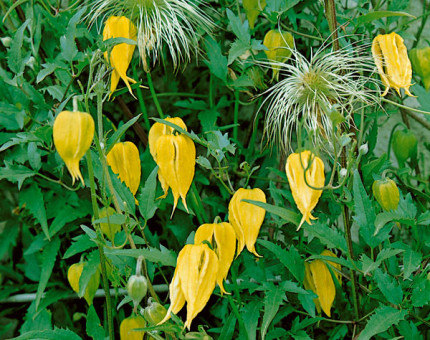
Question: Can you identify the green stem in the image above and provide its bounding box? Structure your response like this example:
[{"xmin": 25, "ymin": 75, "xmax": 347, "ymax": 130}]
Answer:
[
  {"xmin": 412, "ymin": 0, "xmax": 430, "ymax": 48},
  {"xmin": 133, "ymin": 64, "xmax": 150, "ymax": 131},
  {"xmin": 190, "ymin": 183, "xmax": 208, "ymax": 224},
  {"xmin": 382, "ymin": 98, "xmax": 430, "ymax": 116},
  {"xmin": 233, "ymin": 91, "xmax": 239, "ymax": 141},
  {"xmin": 324, "ymin": 0, "xmax": 340, "ymax": 51},
  {"xmin": 86, "ymin": 150, "xmax": 114, "ymax": 340},
  {"xmin": 146, "ymin": 72, "xmax": 164, "ymax": 119},
  {"xmin": 143, "ymin": 92, "xmax": 207, "ymax": 100}
]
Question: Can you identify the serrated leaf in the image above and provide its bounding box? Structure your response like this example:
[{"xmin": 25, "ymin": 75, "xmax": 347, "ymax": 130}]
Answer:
[
  {"xmin": 205, "ymin": 37, "xmax": 228, "ymax": 82},
  {"xmin": 60, "ymin": 7, "xmax": 86, "ymax": 63},
  {"xmin": 86, "ymin": 305, "xmax": 105, "ymax": 340},
  {"xmin": 411, "ymin": 278, "xmax": 430, "ymax": 307},
  {"xmin": 12, "ymin": 328, "xmax": 83, "ymax": 340},
  {"xmin": 228, "ymin": 39, "xmax": 250, "ymax": 65},
  {"xmin": 20, "ymin": 184, "xmax": 49, "ymax": 239},
  {"xmin": 79, "ymin": 250, "xmax": 100, "ymax": 297},
  {"xmin": 403, "ymin": 249, "xmax": 421, "ymax": 279},
  {"xmin": 7, "ymin": 19, "xmax": 30, "ymax": 74},
  {"xmin": 104, "ymin": 246, "xmax": 177, "ymax": 267},
  {"xmin": 50, "ymin": 204, "xmax": 91, "ymax": 237},
  {"xmin": 359, "ymin": 248, "xmax": 404, "ymax": 275},
  {"xmin": 374, "ymin": 269, "xmax": 403, "ymax": 305},
  {"xmin": 35, "ymin": 237, "xmax": 61, "ymax": 310},
  {"xmin": 196, "ymin": 156, "xmax": 212, "ymax": 170},
  {"xmin": 138, "ymin": 166, "xmax": 159, "ymax": 220},
  {"xmin": 356, "ymin": 10, "xmax": 415, "ymax": 25},
  {"xmin": 63, "ymin": 234, "xmax": 96, "ymax": 259},
  {"xmin": 304, "ymin": 222, "xmax": 348, "ymax": 253},
  {"xmin": 242, "ymin": 300, "xmax": 261, "ymax": 340},
  {"xmin": 219, "ymin": 312, "xmax": 236, "ymax": 340},
  {"xmin": 0, "ymin": 162, "xmax": 35, "ymax": 189},
  {"xmin": 37, "ymin": 63, "xmax": 65, "ymax": 83},
  {"xmin": 227, "ymin": 9, "xmax": 250, "ymax": 43},
  {"xmin": 261, "ymin": 283, "xmax": 284, "ymax": 340},
  {"xmin": 258, "ymin": 240, "xmax": 304, "ymax": 282},
  {"xmin": 106, "ymin": 114, "xmax": 141, "ymax": 153},
  {"xmin": 357, "ymin": 306, "xmax": 407, "ymax": 340}
]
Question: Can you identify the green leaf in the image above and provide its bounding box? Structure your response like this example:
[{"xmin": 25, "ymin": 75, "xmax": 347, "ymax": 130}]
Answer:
[
  {"xmin": 79, "ymin": 250, "xmax": 100, "ymax": 297},
  {"xmin": 359, "ymin": 248, "xmax": 404, "ymax": 275},
  {"xmin": 242, "ymin": 199, "xmax": 300, "ymax": 226},
  {"xmin": 138, "ymin": 166, "xmax": 159, "ymax": 220},
  {"xmin": 357, "ymin": 305, "xmax": 407, "ymax": 340},
  {"xmin": 403, "ymin": 248, "xmax": 421, "ymax": 279},
  {"xmin": 228, "ymin": 39, "xmax": 250, "ymax": 65},
  {"xmin": 60, "ymin": 7, "xmax": 86, "ymax": 63},
  {"xmin": 106, "ymin": 114, "xmax": 142, "ymax": 153},
  {"xmin": 304, "ymin": 222, "xmax": 348, "ymax": 253},
  {"xmin": 7, "ymin": 19, "xmax": 30, "ymax": 74},
  {"xmin": 20, "ymin": 184, "xmax": 49, "ymax": 239},
  {"xmin": 411, "ymin": 278, "xmax": 430, "ymax": 307},
  {"xmin": 12, "ymin": 328, "xmax": 83, "ymax": 340},
  {"xmin": 104, "ymin": 246, "xmax": 177, "ymax": 267},
  {"xmin": 242, "ymin": 300, "xmax": 261, "ymax": 340},
  {"xmin": 356, "ymin": 11, "xmax": 415, "ymax": 25},
  {"xmin": 0, "ymin": 102, "xmax": 27, "ymax": 130},
  {"xmin": 63, "ymin": 234, "xmax": 96, "ymax": 259},
  {"xmin": 258, "ymin": 240, "xmax": 304, "ymax": 282},
  {"xmin": 35, "ymin": 237, "xmax": 61, "ymax": 309},
  {"xmin": 261, "ymin": 283, "xmax": 285, "ymax": 340},
  {"xmin": 86, "ymin": 306, "xmax": 105, "ymax": 340},
  {"xmin": 374, "ymin": 269, "xmax": 403, "ymax": 305},
  {"xmin": 227, "ymin": 9, "xmax": 250, "ymax": 44},
  {"xmin": 50, "ymin": 204, "xmax": 91, "ymax": 237},
  {"xmin": 196, "ymin": 156, "xmax": 212, "ymax": 170},
  {"xmin": 0, "ymin": 162, "xmax": 35, "ymax": 189},
  {"xmin": 307, "ymin": 254, "xmax": 354, "ymax": 270},
  {"xmin": 205, "ymin": 37, "xmax": 228, "ymax": 82},
  {"xmin": 219, "ymin": 312, "xmax": 237, "ymax": 340}
]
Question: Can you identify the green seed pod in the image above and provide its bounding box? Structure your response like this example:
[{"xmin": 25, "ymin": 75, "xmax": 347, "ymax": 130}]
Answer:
[
  {"xmin": 372, "ymin": 178, "xmax": 400, "ymax": 212},
  {"xmin": 392, "ymin": 129, "xmax": 418, "ymax": 166},
  {"xmin": 143, "ymin": 297, "xmax": 167, "ymax": 325},
  {"xmin": 127, "ymin": 275, "xmax": 148, "ymax": 309}
]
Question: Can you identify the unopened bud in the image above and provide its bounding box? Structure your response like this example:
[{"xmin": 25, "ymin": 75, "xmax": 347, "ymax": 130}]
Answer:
[
  {"xmin": 1, "ymin": 37, "xmax": 12, "ymax": 48},
  {"xmin": 127, "ymin": 274, "xmax": 148, "ymax": 310},
  {"xmin": 143, "ymin": 297, "xmax": 167, "ymax": 325},
  {"xmin": 359, "ymin": 143, "xmax": 368, "ymax": 155},
  {"xmin": 339, "ymin": 168, "xmax": 347, "ymax": 177}
]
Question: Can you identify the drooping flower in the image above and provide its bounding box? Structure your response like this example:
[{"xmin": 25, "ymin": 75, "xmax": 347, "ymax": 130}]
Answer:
[
  {"xmin": 260, "ymin": 41, "xmax": 380, "ymax": 153},
  {"xmin": 148, "ymin": 117, "xmax": 196, "ymax": 216},
  {"xmin": 89, "ymin": 0, "xmax": 214, "ymax": 72},
  {"xmin": 97, "ymin": 206, "xmax": 121, "ymax": 240},
  {"xmin": 120, "ymin": 315, "xmax": 146, "ymax": 340},
  {"xmin": 159, "ymin": 244, "xmax": 218, "ymax": 330},
  {"xmin": 67, "ymin": 262, "xmax": 100, "ymax": 305},
  {"xmin": 263, "ymin": 29, "xmax": 294, "ymax": 80},
  {"xmin": 103, "ymin": 16, "xmax": 137, "ymax": 98},
  {"xmin": 286, "ymin": 150, "xmax": 325, "ymax": 230},
  {"xmin": 243, "ymin": 0, "xmax": 266, "ymax": 29},
  {"xmin": 53, "ymin": 110, "xmax": 95, "ymax": 185},
  {"xmin": 303, "ymin": 250, "xmax": 341, "ymax": 317},
  {"xmin": 372, "ymin": 32, "xmax": 414, "ymax": 97},
  {"xmin": 107, "ymin": 141, "xmax": 142, "ymax": 198},
  {"xmin": 372, "ymin": 178, "xmax": 400, "ymax": 212},
  {"xmin": 194, "ymin": 222, "xmax": 236, "ymax": 294},
  {"xmin": 410, "ymin": 46, "xmax": 430, "ymax": 91},
  {"xmin": 228, "ymin": 188, "xmax": 266, "ymax": 257}
]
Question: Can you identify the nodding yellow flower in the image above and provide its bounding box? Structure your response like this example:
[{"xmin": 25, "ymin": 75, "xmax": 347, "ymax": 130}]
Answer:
[
  {"xmin": 372, "ymin": 32, "xmax": 414, "ymax": 97},
  {"xmin": 410, "ymin": 46, "xmax": 430, "ymax": 91},
  {"xmin": 120, "ymin": 315, "xmax": 146, "ymax": 340},
  {"xmin": 303, "ymin": 250, "xmax": 341, "ymax": 317},
  {"xmin": 148, "ymin": 117, "xmax": 196, "ymax": 216},
  {"xmin": 97, "ymin": 206, "xmax": 121, "ymax": 240},
  {"xmin": 228, "ymin": 188, "xmax": 266, "ymax": 257},
  {"xmin": 53, "ymin": 111, "xmax": 95, "ymax": 186},
  {"xmin": 103, "ymin": 16, "xmax": 137, "ymax": 99},
  {"xmin": 243, "ymin": 0, "xmax": 266, "ymax": 29},
  {"xmin": 107, "ymin": 142, "xmax": 141, "ymax": 198},
  {"xmin": 194, "ymin": 222, "xmax": 236, "ymax": 294},
  {"xmin": 159, "ymin": 244, "xmax": 218, "ymax": 330},
  {"xmin": 67, "ymin": 262, "xmax": 100, "ymax": 305},
  {"xmin": 286, "ymin": 151, "xmax": 325, "ymax": 231},
  {"xmin": 263, "ymin": 30, "xmax": 294, "ymax": 79}
]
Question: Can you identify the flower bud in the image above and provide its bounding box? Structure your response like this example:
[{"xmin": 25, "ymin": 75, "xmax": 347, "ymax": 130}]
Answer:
[
  {"xmin": 339, "ymin": 168, "xmax": 347, "ymax": 177},
  {"xmin": 97, "ymin": 206, "xmax": 121, "ymax": 240},
  {"xmin": 67, "ymin": 262, "xmax": 100, "ymax": 305},
  {"xmin": 409, "ymin": 47, "xmax": 430, "ymax": 91},
  {"xmin": 1, "ymin": 37, "xmax": 12, "ymax": 47},
  {"xmin": 359, "ymin": 143, "xmax": 368, "ymax": 155},
  {"xmin": 263, "ymin": 30, "xmax": 294, "ymax": 79},
  {"xmin": 392, "ymin": 129, "xmax": 418, "ymax": 166},
  {"xmin": 243, "ymin": 0, "xmax": 266, "ymax": 29},
  {"xmin": 127, "ymin": 275, "xmax": 148, "ymax": 309},
  {"xmin": 372, "ymin": 178, "xmax": 400, "ymax": 212},
  {"xmin": 143, "ymin": 298, "xmax": 167, "ymax": 325},
  {"xmin": 120, "ymin": 315, "xmax": 146, "ymax": 340}
]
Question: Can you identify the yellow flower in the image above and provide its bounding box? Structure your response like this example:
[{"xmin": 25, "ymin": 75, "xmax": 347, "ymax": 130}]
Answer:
[
  {"xmin": 194, "ymin": 222, "xmax": 236, "ymax": 294},
  {"xmin": 120, "ymin": 315, "xmax": 146, "ymax": 340},
  {"xmin": 159, "ymin": 244, "xmax": 218, "ymax": 330},
  {"xmin": 263, "ymin": 30, "xmax": 294, "ymax": 79},
  {"xmin": 243, "ymin": 0, "xmax": 266, "ymax": 29},
  {"xmin": 410, "ymin": 47, "xmax": 430, "ymax": 91},
  {"xmin": 97, "ymin": 206, "xmax": 121, "ymax": 240},
  {"xmin": 53, "ymin": 110, "xmax": 95, "ymax": 186},
  {"xmin": 303, "ymin": 250, "xmax": 341, "ymax": 317},
  {"xmin": 103, "ymin": 16, "xmax": 137, "ymax": 98},
  {"xmin": 148, "ymin": 117, "xmax": 196, "ymax": 216},
  {"xmin": 285, "ymin": 150, "xmax": 325, "ymax": 230},
  {"xmin": 372, "ymin": 32, "xmax": 414, "ymax": 97},
  {"xmin": 107, "ymin": 141, "xmax": 141, "ymax": 198},
  {"xmin": 67, "ymin": 262, "xmax": 100, "ymax": 305},
  {"xmin": 228, "ymin": 188, "xmax": 266, "ymax": 257}
]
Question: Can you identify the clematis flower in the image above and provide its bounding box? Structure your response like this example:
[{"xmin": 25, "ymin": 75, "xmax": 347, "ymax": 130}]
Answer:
[
  {"xmin": 228, "ymin": 188, "xmax": 266, "ymax": 257},
  {"xmin": 263, "ymin": 29, "xmax": 294, "ymax": 80},
  {"xmin": 120, "ymin": 315, "xmax": 146, "ymax": 340},
  {"xmin": 243, "ymin": 0, "xmax": 266, "ymax": 29},
  {"xmin": 89, "ymin": 0, "xmax": 214, "ymax": 72},
  {"xmin": 53, "ymin": 110, "xmax": 95, "ymax": 186},
  {"xmin": 67, "ymin": 262, "xmax": 100, "ymax": 305},
  {"xmin": 372, "ymin": 32, "xmax": 414, "ymax": 97},
  {"xmin": 103, "ymin": 16, "xmax": 137, "ymax": 98},
  {"xmin": 148, "ymin": 117, "xmax": 196, "ymax": 216},
  {"xmin": 107, "ymin": 141, "xmax": 141, "ymax": 198},
  {"xmin": 410, "ymin": 46, "xmax": 430, "ymax": 91},
  {"xmin": 194, "ymin": 222, "xmax": 236, "ymax": 294},
  {"xmin": 286, "ymin": 150, "xmax": 325, "ymax": 230},
  {"xmin": 303, "ymin": 250, "xmax": 341, "ymax": 317},
  {"xmin": 159, "ymin": 244, "xmax": 218, "ymax": 330}
]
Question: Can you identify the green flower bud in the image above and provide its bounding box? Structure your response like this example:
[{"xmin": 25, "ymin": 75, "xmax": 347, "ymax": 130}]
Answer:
[
  {"xmin": 372, "ymin": 178, "xmax": 400, "ymax": 212},
  {"xmin": 143, "ymin": 297, "xmax": 167, "ymax": 325},
  {"xmin": 392, "ymin": 129, "xmax": 418, "ymax": 166},
  {"xmin": 127, "ymin": 274, "xmax": 148, "ymax": 309}
]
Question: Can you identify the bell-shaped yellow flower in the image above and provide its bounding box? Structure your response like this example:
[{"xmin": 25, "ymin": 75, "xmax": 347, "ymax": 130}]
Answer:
[
  {"xmin": 263, "ymin": 30, "xmax": 294, "ymax": 79},
  {"xmin": 107, "ymin": 141, "xmax": 141, "ymax": 197},
  {"xmin": 53, "ymin": 110, "xmax": 95, "ymax": 186},
  {"xmin": 286, "ymin": 150, "xmax": 325, "ymax": 230},
  {"xmin": 148, "ymin": 117, "xmax": 196, "ymax": 216},
  {"xmin": 120, "ymin": 315, "xmax": 146, "ymax": 340},
  {"xmin": 159, "ymin": 244, "xmax": 218, "ymax": 330},
  {"xmin": 67, "ymin": 262, "xmax": 100, "ymax": 305},
  {"xmin": 103, "ymin": 16, "xmax": 137, "ymax": 98},
  {"xmin": 372, "ymin": 32, "xmax": 414, "ymax": 97},
  {"xmin": 303, "ymin": 250, "xmax": 341, "ymax": 317},
  {"xmin": 410, "ymin": 47, "xmax": 430, "ymax": 91},
  {"xmin": 228, "ymin": 188, "xmax": 266, "ymax": 257},
  {"xmin": 97, "ymin": 206, "xmax": 121, "ymax": 240},
  {"xmin": 194, "ymin": 222, "xmax": 236, "ymax": 294},
  {"xmin": 243, "ymin": 0, "xmax": 266, "ymax": 29}
]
